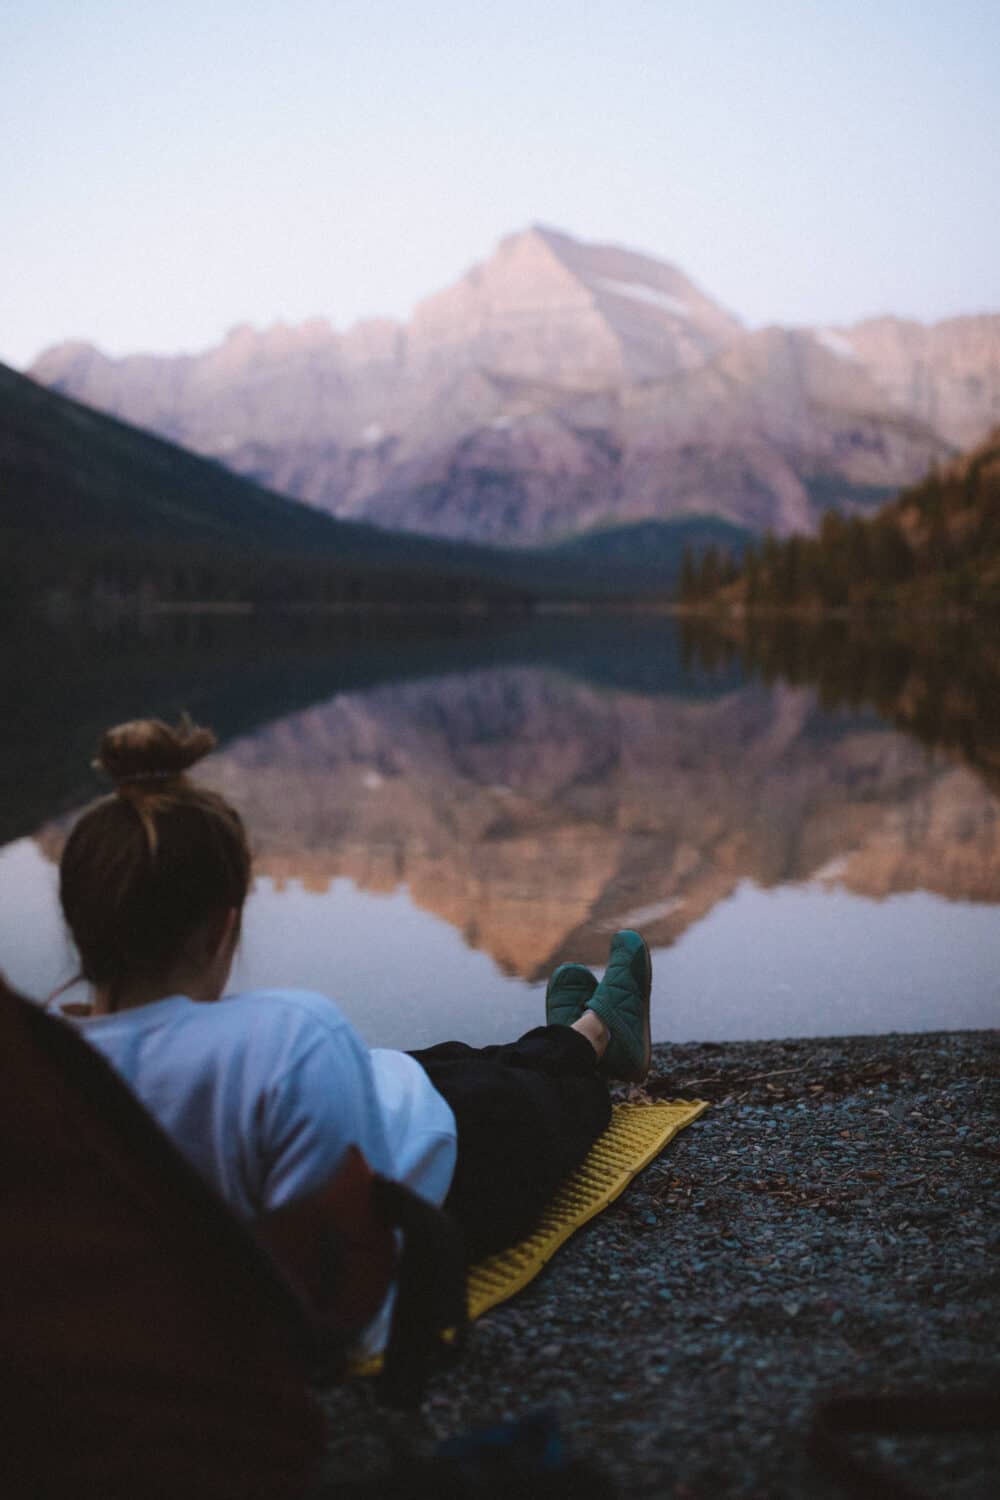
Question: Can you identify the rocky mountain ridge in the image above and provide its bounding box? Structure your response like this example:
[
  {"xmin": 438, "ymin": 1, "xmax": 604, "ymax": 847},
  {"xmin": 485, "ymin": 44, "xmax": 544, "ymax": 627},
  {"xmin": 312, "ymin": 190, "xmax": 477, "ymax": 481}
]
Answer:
[{"xmin": 30, "ymin": 225, "xmax": 1000, "ymax": 544}]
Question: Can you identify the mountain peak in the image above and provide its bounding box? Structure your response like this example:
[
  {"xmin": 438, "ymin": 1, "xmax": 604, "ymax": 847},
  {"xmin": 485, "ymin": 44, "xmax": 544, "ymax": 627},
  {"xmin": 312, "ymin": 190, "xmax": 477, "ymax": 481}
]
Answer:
[{"xmin": 407, "ymin": 224, "xmax": 742, "ymax": 386}]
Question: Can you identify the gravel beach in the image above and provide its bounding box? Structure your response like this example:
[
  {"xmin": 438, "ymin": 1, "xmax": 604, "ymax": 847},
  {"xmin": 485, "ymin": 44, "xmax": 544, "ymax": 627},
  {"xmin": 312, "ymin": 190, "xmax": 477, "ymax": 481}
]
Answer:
[{"xmin": 319, "ymin": 1029, "xmax": 998, "ymax": 1498}]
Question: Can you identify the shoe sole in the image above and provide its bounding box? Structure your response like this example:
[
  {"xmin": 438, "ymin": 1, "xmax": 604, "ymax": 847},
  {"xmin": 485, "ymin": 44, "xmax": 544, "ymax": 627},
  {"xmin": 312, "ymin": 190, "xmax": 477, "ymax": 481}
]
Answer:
[{"xmin": 631, "ymin": 932, "xmax": 653, "ymax": 1084}]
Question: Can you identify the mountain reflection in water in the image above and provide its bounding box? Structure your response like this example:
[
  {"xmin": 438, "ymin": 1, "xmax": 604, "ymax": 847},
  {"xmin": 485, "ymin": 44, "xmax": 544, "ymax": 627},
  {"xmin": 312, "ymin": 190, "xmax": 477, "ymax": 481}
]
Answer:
[{"xmin": 4, "ymin": 613, "xmax": 999, "ymax": 1042}]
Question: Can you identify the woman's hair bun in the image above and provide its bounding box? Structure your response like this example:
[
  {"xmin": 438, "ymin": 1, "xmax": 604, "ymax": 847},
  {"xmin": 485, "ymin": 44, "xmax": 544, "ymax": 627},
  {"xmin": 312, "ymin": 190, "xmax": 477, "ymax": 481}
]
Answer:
[{"xmin": 94, "ymin": 715, "xmax": 217, "ymax": 787}]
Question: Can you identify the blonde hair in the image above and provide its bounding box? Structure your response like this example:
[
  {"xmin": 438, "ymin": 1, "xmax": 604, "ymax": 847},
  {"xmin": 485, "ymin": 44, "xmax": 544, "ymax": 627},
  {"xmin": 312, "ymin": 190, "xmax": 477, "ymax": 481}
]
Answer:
[{"xmin": 60, "ymin": 717, "xmax": 251, "ymax": 1000}]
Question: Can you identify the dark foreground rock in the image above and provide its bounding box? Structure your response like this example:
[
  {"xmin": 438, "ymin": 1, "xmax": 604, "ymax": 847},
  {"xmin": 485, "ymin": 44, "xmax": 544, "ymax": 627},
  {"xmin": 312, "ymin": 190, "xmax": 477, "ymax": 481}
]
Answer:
[{"xmin": 318, "ymin": 1030, "xmax": 999, "ymax": 1498}]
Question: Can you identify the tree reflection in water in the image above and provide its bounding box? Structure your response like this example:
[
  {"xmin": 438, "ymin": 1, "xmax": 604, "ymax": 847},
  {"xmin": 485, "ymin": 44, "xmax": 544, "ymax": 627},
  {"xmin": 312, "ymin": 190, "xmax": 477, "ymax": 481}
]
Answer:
[{"xmin": 680, "ymin": 615, "xmax": 1000, "ymax": 796}]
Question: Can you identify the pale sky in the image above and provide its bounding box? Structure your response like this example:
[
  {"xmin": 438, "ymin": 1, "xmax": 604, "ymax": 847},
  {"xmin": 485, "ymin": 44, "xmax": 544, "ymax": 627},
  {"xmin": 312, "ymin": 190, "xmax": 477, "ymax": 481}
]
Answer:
[{"xmin": 3, "ymin": 0, "xmax": 998, "ymax": 369}]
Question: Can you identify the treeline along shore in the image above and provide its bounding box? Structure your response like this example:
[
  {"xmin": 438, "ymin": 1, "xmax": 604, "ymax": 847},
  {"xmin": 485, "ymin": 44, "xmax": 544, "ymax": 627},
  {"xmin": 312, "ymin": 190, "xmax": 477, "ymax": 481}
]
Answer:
[{"xmin": 678, "ymin": 428, "xmax": 1000, "ymax": 616}]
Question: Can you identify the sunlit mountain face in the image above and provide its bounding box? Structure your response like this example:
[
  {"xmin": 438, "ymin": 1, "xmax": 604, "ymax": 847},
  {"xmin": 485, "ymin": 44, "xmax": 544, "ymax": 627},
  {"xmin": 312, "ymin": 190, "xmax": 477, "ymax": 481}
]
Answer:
[{"xmin": 6, "ymin": 616, "xmax": 999, "ymax": 1045}]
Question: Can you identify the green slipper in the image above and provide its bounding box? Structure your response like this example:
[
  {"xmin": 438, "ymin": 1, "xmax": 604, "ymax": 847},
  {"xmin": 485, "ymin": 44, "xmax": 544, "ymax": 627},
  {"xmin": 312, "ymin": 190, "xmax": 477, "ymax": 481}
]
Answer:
[
  {"xmin": 586, "ymin": 930, "xmax": 652, "ymax": 1083},
  {"xmin": 545, "ymin": 963, "xmax": 599, "ymax": 1028}
]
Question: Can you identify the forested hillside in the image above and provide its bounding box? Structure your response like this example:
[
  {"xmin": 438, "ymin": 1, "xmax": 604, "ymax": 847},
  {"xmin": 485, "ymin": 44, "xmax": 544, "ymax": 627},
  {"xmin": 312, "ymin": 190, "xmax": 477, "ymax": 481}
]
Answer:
[
  {"xmin": 0, "ymin": 361, "xmax": 533, "ymax": 610},
  {"xmin": 1, "ymin": 361, "xmax": 750, "ymax": 609},
  {"xmin": 678, "ymin": 429, "xmax": 1000, "ymax": 613}
]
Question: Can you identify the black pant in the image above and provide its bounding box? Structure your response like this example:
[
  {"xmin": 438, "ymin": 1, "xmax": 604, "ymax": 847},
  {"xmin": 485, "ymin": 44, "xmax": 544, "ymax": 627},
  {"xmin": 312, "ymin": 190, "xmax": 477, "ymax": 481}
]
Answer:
[{"xmin": 409, "ymin": 1026, "xmax": 611, "ymax": 1261}]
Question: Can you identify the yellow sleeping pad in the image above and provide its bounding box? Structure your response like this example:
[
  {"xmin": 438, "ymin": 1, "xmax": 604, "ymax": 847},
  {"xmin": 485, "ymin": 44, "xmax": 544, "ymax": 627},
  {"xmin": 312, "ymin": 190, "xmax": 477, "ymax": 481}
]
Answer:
[
  {"xmin": 465, "ymin": 1097, "xmax": 708, "ymax": 1319},
  {"xmin": 353, "ymin": 1097, "xmax": 707, "ymax": 1376}
]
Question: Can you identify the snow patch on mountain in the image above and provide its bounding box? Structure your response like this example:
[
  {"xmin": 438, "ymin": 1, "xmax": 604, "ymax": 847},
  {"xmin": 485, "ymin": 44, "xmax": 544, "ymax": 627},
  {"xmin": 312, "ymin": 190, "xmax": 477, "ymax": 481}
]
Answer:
[
  {"xmin": 814, "ymin": 328, "xmax": 858, "ymax": 362},
  {"xmin": 592, "ymin": 277, "xmax": 691, "ymax": 320}
]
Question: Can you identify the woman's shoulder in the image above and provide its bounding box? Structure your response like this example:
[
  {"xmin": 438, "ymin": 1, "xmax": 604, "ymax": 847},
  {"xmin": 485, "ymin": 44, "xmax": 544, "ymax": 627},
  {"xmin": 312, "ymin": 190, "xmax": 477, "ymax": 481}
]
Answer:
[
  {"xmin": 201, "ymin": 989, "xmax": 373, "ymax": 1083},
  {"xmin": 219, "ymin": 988, "xmax": 355, "ymax": 1037}
]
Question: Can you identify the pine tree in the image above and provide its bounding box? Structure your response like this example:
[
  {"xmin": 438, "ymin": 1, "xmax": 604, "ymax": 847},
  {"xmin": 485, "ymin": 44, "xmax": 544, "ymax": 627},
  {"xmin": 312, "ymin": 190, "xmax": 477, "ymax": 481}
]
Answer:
[
  {"xmin": 743, "ymin": 543, "xmax": 761, "ymax": 606},
  {"xmin": 679, "ymin": 544, "xmax": 697, "ymax": 603},
  {"xmin": 698, "ymin": 544, "xmax": 721, "ymax": 599}
]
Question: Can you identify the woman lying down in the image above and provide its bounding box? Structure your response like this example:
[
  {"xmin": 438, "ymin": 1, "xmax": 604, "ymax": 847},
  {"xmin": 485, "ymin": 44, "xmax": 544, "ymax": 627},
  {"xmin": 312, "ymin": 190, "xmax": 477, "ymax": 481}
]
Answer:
[{"xmin": 51, "ymin": 716, "xmax": 653, "ymax": 1355}]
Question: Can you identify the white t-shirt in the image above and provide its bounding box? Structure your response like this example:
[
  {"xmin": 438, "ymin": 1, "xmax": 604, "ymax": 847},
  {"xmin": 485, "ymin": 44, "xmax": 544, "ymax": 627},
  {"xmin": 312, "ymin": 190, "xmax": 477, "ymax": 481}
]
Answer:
[{"xmin": 52, "ymin": 988, "xmax": 458, "ymax": 1351}]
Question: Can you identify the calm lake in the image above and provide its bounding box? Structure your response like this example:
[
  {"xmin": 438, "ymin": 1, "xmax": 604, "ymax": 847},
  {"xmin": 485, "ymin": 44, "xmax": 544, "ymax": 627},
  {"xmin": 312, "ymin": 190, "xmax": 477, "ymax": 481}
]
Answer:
[{"xmin": 2, "ymin": 612, "xmax": 998, "ymax": 1047}]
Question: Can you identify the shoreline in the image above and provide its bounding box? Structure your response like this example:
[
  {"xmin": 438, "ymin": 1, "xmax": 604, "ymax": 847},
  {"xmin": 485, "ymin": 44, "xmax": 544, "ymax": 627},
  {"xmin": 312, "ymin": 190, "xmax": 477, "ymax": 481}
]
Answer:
[{"xmin": 320, "ymin": 1028, "xmax": 998, "ymax": 1498}]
